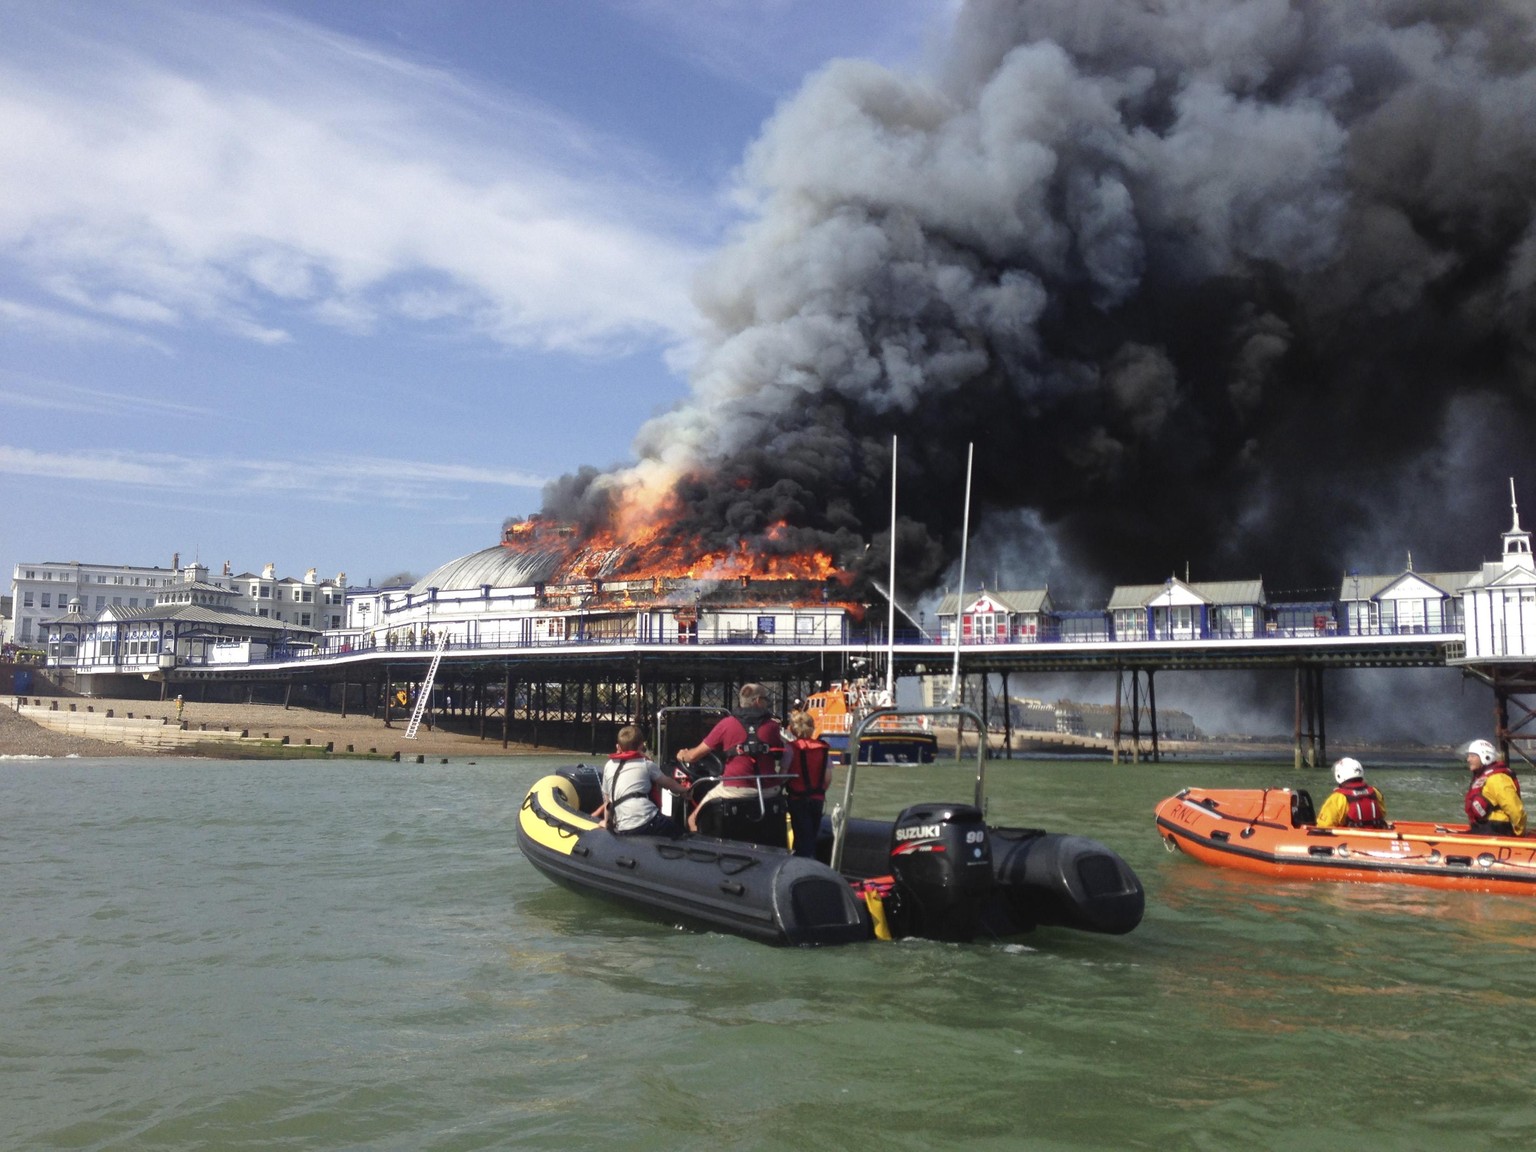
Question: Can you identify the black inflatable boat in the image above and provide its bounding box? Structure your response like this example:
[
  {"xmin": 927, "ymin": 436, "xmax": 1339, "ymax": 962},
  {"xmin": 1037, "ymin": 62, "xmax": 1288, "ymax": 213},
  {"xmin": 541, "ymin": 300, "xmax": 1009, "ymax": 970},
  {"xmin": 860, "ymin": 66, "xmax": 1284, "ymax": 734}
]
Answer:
[{"xmin": 515, "ymin": 706, "xmax": 1144, "ymax": 946}]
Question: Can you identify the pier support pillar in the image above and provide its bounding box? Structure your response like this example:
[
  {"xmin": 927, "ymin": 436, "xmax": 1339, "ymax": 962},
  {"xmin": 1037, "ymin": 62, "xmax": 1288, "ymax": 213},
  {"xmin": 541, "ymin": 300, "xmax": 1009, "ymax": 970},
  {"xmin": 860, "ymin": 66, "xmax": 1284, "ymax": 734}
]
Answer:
[
  {"xmin": 1113, "ymin": 669, "xmax": 1160, "ymax": 763},
  {"xmin": 1482, "ymin": 666, "xmax": 1536, "ymax": 768},
  {"xmin": 1293, "ymin": 666, "xmax": 1326, "ymax": 770}
]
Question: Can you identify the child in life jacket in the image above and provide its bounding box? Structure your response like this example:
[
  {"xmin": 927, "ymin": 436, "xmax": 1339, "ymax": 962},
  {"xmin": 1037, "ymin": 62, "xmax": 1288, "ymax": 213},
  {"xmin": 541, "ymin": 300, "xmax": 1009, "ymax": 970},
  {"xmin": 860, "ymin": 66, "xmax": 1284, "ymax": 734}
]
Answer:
[
  {"xmin": 594, "ymin": 725, "xmax": 690, "ymax": 837},
  {"xmin": 783, "ymin": 709, "xmax": 832, "ymax": 858}
]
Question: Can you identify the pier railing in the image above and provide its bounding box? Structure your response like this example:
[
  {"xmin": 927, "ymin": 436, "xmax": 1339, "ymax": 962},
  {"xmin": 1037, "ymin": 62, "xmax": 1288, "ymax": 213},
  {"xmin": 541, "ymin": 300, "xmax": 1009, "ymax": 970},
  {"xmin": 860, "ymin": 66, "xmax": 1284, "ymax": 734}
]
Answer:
[{"xmin": 48, "ymin": 615, "xmax": 1469, "ymax": 677}]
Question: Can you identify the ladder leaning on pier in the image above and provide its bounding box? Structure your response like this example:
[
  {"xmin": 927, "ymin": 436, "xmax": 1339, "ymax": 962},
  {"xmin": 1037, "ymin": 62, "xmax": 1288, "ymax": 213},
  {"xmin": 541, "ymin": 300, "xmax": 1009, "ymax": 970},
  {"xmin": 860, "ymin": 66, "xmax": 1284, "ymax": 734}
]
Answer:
[{"xmin": 404, "ymin": 633, "xmax": 450, "ymax": 740}]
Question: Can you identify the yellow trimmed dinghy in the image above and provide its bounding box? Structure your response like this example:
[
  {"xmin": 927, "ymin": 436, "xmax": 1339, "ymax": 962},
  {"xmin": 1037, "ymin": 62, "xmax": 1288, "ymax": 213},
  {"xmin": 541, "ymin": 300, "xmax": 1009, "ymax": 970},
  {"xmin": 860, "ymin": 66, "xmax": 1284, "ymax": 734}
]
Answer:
[{"xmin": 517, "ymin": 706, "xmax": 1145, "ymax": 946}]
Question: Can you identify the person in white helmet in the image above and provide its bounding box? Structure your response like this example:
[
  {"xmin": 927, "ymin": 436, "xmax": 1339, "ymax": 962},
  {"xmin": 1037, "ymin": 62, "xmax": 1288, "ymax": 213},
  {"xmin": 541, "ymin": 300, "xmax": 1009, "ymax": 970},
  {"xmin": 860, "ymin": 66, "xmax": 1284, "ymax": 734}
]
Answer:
[
  {"xmin": 1315, "ymin": 757, "xmax": 1388, "ymax": 828},
  {"xmin": 1462, "ymin": 739, "xmax": 1525, "ymax": 836}
]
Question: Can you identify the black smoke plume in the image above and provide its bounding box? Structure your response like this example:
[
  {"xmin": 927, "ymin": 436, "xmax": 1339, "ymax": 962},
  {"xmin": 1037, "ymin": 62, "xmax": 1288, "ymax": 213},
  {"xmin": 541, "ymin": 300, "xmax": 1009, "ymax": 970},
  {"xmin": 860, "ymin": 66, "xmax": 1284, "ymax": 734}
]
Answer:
[{"xmin": 545, "ymin": 0, "xmax": 1536, "ymax": 609}]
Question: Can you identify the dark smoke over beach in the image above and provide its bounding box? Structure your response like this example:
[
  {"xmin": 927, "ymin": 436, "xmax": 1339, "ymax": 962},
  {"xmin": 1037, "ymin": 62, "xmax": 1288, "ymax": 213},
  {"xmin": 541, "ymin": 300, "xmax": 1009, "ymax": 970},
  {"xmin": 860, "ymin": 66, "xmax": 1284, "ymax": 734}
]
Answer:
[{"xmin": 547, "ymin": 0, "xmax": 1536, "ymax": 609}]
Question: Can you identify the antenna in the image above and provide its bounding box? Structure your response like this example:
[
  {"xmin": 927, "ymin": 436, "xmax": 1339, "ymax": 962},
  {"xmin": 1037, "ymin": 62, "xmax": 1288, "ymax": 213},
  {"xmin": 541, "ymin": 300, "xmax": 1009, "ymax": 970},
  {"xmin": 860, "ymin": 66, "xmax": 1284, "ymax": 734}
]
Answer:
[
  {"xmin": 949, "ymin": 442, "xmax": 974, "ymax": 705},
  {"xmin": 1512, "ymin": 476, "xmax": 1522, "ymax": 531},
  {"xmin": 885, "ymin": 435, "xmax": 897, "ymax": 702}
]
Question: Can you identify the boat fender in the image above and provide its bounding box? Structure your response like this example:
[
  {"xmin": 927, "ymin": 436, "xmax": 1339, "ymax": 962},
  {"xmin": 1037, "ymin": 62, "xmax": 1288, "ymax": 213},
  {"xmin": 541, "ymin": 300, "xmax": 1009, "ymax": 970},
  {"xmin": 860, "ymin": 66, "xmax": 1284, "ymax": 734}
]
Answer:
[{"xmin": 851, "ymin": 877, "xmax": 896, "ymax": 942}]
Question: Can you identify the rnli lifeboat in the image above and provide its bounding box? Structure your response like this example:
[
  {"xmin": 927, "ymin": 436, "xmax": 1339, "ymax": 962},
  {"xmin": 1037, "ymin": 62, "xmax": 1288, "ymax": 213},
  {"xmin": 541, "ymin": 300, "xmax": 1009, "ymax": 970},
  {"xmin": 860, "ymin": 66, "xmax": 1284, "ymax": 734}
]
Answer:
[
  {"xmin": 516, "ymin": 705, "xmax": 1145, "ymax": 946},
  {"xmin": 803, "ymin": 679, "xmax": 938, "ymax": 765},
  {"xmin": 1155, "ymin": 786, "xmax": 1536, "ymax": 894}
]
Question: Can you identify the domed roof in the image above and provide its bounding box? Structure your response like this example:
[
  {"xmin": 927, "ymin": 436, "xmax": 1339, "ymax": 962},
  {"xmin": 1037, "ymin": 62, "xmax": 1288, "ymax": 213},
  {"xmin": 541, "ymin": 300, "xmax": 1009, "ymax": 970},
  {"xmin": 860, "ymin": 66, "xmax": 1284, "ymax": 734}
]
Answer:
[{"xmin": 409, "ymin": 544, "xmax": 568, "ymax": 595}]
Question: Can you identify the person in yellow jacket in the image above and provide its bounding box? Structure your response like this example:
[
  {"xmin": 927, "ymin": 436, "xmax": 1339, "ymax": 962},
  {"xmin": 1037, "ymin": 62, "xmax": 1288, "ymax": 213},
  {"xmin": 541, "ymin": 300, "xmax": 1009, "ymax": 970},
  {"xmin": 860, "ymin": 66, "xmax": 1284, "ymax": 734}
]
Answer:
[
  {"xmin": 1315, "ymin": 757, "xmax": 1387, "ymax": 828},
  {"xmin": 1463, "ymin": 739, "xmax": 1526, "ymax": 836}
]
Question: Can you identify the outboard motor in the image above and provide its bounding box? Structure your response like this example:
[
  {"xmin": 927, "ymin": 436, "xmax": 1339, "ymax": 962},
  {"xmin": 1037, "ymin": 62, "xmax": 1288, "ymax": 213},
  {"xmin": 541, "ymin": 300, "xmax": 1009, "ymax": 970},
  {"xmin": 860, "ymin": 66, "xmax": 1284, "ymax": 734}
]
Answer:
[{"xmin": 885, "ymin": 803, "xmax": 995, "ymax": 942}]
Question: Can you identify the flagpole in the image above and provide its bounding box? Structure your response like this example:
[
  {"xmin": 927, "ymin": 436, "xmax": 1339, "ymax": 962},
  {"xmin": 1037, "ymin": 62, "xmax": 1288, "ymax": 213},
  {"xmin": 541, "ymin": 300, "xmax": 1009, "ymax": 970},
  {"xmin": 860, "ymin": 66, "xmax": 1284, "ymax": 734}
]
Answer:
[{"xmin": 949, "ymin": 441, "xmax": 973, "ymax": 704}]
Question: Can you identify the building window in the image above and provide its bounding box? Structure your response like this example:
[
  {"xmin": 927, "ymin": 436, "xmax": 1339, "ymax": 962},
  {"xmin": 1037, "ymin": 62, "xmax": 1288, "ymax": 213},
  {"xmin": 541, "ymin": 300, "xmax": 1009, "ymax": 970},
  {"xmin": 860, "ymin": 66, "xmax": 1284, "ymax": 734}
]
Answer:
[
  {"xmin": 96, "ymin": 596, "xmax": 105, "ymax": 610},
  {"xmin": 22, "ymin": 591, "xmax": 33, "ymax": 607},
  {"xmin": 301, "ymin": 613, "xmax": 311, "ymax": 626},
  {"xmin": 40, "ymin": 593, "xmax": 50, "ymax": 608}
]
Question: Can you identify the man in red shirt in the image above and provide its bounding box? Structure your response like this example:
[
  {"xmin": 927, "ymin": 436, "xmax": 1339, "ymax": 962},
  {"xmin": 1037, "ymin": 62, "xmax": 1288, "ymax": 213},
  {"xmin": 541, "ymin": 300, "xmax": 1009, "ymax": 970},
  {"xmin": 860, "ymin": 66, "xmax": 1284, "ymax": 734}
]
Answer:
[{"xmin": 677, "ymin": 683, "xmax": 784, "ymax": 833}]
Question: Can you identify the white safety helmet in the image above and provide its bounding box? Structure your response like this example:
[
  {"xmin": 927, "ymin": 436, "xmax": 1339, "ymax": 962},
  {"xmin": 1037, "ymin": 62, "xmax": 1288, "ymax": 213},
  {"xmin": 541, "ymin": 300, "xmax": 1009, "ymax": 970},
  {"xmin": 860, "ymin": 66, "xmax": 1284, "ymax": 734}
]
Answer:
[
  {"xmin": 1332, "ymin": 757, "xmax": 1364, "ymax": 786},
  {"xmin": 1465, "ymin": 739, "xmax": 1499, "ymax": 768}
]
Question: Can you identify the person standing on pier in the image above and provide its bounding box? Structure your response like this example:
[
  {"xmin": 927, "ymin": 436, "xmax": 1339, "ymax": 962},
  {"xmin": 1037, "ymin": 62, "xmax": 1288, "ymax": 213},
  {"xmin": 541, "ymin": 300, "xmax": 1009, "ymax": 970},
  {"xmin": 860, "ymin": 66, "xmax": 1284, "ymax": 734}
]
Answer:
[
  {"xmin": 677, "ymin": 683, "xmax": 784, "ymax": 833},
  {"xmin": 1463, "ymin": 739, "xmax": 1526, "ymax": 836},
  {"xmin": 1315, "ymin": 757, "xmax": 1387, "ymax": 829},
  {"xmin": 782, "ymin": 709, "xmax": 832, "ymax": 857}
]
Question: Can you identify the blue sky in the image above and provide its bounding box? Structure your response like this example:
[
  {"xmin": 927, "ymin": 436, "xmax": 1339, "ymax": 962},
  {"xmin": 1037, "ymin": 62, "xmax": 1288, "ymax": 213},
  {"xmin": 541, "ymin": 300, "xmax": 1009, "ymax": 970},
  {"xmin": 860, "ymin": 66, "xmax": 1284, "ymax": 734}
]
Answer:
[{"xmin": 0, "ymin": 0, "xmax": 951, "ymax": 586}]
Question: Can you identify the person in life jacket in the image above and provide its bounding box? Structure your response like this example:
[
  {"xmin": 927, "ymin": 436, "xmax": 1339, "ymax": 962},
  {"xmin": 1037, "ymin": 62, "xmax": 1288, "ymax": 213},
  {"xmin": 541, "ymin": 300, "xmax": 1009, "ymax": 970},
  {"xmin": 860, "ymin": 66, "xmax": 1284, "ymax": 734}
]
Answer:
[
  {"xmin": 1462, "ymin": 738, "xmax": 1526, "ymax": 836},
  {"xmin": 1315, "ymin": 757, "xmax": 1388, "ymax": 829},
  {"xmin": 677, "ymin": 683, "xmax": 784, "ymax": 833},
  {"xmin": 782, "ymin": 709, "xmax": 832, "ymax": 858},
  {"xmin": 594, "ymin": 724, "xmax": 690, "ymax": 837}
]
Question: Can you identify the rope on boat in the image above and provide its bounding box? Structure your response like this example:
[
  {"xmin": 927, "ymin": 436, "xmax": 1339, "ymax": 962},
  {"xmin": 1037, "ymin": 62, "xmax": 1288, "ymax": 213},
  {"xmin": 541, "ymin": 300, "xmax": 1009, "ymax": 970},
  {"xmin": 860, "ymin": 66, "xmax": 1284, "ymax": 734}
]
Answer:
[{"xmin": 522, "ymin": 789, "xmax": 582, "ymax": 840}]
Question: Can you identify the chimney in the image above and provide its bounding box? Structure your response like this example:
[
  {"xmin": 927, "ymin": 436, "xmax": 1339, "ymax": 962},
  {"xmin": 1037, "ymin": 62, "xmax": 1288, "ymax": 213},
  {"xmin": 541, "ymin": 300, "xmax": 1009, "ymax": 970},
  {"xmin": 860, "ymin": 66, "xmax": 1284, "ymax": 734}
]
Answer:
[
  {"xmin": 336, "ymin": 572, "xmax": 347, "ymax": 587},
  {"xmin": 304, "ymin": 567, "xmax": 317, "ymax": 585},
  {"xmin": 262, "ymin": 563, "xmax": 276, "ymax": 580},
  {"xmin": 222, "ymin": 560, "xmax": 232, "ymax": 576}
]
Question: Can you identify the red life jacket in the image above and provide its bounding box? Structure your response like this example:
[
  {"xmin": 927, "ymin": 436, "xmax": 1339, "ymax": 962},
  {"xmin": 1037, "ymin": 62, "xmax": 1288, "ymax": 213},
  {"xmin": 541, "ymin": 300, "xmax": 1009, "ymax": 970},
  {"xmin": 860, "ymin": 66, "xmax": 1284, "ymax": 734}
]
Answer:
[
  {"xmin": 719, "ymin": 711, "xmax": 784, "ymax": 783},
  {"xmin": 1465, "ymin": 763, "xmax": 1521, "ymax": 823},
  {"xmin": 1333, "ymin": 781, "xmax": 1386, "ymax": 828},
  {"xmin": 785, "ymin": 738, "xmax": 831, "ymax": 800}
]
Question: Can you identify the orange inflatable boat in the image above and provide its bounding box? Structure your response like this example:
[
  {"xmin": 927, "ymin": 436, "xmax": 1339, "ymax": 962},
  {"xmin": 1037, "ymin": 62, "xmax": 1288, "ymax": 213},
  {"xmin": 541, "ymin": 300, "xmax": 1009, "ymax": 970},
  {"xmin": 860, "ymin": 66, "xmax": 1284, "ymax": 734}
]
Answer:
[{"xmin": 1154, "ymin": 787, "xmax": 1536, "ymax": 894}]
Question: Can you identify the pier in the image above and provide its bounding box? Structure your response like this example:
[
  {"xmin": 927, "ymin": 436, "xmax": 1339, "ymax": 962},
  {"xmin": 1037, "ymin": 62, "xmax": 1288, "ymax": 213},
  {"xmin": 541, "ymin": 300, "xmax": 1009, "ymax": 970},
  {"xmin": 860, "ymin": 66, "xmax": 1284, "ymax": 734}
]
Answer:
[{"xmin": 38, "ymin": 626, "xmax": 1466, "ymax": 766}]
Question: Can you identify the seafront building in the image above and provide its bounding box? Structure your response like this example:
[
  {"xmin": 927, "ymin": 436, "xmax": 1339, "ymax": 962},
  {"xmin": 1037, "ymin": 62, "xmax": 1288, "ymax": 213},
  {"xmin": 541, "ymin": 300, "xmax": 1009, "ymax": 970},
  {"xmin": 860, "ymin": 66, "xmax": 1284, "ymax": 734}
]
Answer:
[
  {"xmin": 13, "ymin": 558, "xmax": 344, "ymax": 693},
  {"xmin": 9, "ymin": 558, "xmax": 182, "ymax": 647}
]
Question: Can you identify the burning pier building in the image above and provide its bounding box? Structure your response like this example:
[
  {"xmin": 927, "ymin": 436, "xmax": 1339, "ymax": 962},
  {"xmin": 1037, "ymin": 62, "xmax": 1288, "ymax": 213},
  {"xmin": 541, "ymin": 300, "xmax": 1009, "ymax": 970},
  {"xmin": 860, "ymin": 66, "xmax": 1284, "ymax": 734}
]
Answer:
[{"xmin": 350, "ymin": 515, "xmax": 864, "ymax": 650}]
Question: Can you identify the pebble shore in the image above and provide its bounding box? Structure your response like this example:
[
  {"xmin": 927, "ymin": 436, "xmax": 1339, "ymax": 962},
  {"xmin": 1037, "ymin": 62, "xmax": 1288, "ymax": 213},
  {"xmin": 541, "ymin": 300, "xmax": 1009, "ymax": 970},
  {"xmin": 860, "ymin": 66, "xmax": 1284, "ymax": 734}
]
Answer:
[{"xmin": 2, "ymin": 696, "xmax": 545, "ymax": 760}]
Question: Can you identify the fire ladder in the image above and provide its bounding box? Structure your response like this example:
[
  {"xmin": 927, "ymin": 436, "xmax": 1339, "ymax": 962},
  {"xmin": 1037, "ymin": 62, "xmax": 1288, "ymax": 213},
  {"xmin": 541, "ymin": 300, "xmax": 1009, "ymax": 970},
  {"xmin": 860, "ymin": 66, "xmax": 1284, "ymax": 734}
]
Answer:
[{"xmin": 404, "ymin": 633, "xmax": 450, "ymax": 740}]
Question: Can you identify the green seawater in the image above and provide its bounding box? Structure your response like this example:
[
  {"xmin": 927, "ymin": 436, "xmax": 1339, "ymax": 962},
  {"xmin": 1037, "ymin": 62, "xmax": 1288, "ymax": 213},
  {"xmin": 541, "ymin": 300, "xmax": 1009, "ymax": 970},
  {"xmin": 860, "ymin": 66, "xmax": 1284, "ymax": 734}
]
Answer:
[{"xmin": 3, "ymin": 753, "xmax": 1534, "ymax": 1151}]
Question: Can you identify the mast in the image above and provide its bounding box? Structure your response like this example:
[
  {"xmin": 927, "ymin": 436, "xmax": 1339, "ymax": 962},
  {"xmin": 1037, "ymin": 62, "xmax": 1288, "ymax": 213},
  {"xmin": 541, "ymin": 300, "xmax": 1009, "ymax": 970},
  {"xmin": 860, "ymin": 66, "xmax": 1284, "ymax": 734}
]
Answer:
[
  {"xmin": 886, "ymin": 434, "xmax": 898, "ymax": 702},
  {"xmin": 949, "ymin": 442, "xmax": 974, "ymax": 705}
]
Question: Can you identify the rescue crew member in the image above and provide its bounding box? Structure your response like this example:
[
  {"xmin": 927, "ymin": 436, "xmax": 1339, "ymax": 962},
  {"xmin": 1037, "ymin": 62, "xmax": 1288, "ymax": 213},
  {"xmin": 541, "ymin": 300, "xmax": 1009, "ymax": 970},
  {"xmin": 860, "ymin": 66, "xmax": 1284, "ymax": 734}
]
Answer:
[
  {"xmin": 1463, "ymin": 738, "xmax": 1526, "ymax": 837},
  {"xmin": 1315, "ymin": 757, "xmax": 1387, "ymax": 829},
  {"xmin": 677, "ymin": 683, "xmax": 784, "ymax": 833},
  {"xmin": 782, "ymin": 709, "xmax": 832, "ymax": 858},
  {"xmin": 593, "ymin": 725, "xmax": 689, "ymax": 837}
]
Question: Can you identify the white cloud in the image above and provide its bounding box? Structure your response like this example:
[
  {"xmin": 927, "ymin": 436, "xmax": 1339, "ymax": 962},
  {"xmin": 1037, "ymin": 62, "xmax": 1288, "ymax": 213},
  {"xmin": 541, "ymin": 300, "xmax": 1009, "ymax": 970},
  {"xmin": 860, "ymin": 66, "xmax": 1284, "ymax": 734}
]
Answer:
[
  {"xmin": 0, "ymin": 377, "xmax": 211, "ymax": 418},
  {"xmin": 0, "ymin": 2, "xmax": 709, "ymax": 357},
  {"xmin": 621, "ymin": 0, "xmax": 951, "ymax": 93},
  {"xmin": 0, "ymin": 444, "xmax": 546, "ymax": 503},
  {"xmin": 0, "ymin": 296, "xmax": 173, "ymax": 351}
]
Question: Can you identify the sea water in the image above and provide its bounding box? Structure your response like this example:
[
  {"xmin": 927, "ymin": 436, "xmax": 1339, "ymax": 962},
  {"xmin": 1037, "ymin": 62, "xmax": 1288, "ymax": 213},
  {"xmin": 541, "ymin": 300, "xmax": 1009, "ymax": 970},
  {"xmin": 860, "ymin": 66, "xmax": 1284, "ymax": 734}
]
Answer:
[{"xmin": 3, "ymin": 754, "xmax": 1535, "ymax": 1151}]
